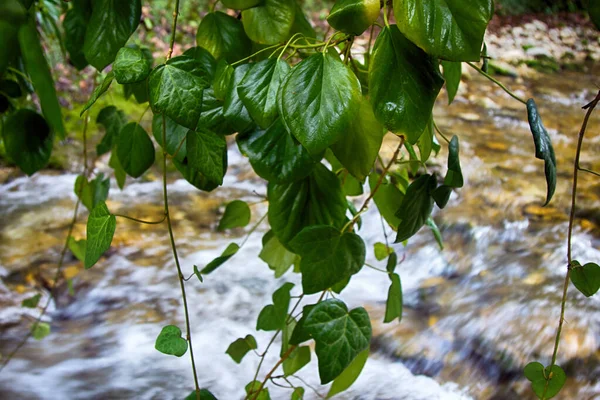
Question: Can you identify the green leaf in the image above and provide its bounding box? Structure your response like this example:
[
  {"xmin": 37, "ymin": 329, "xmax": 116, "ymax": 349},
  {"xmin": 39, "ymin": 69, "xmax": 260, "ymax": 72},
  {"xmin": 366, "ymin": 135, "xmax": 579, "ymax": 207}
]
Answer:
[
  {"xmin": 22, "ymin": 293, "xmax": 41, "ymax": 308},
  {"xmin": 63, "ymin": 8, "xmax": 89, "ymax": 70},
  {"xmin": 75, "ymin": 173, "xmax": 110, "ymax": 212},
  {"xmin": 268, "ymin": 164, "xmax": 347, "ymax": 248},
  {"xmin": 245, "ymin": 381, "xmax": 271, "ymax": 400},
  {"xmin": 109, "ymin": 152, "xmax": 127, "ymax": 190},
  {"xmin": 96, "ymin": 105, "xmax": 126, "ymax": 155},
  {"xmin": 369, "ymin": 173, "xmax": 403, "ymax": 230},
  {"xmin": 18, "ymin": 19, "xmax": 65, "ymax": 139},
  {"xmin": 304, "ymin": 299, "xmax": 371, "ymax": 384},
  {"xmin": 218, "ymin": 200, "xmax": 251, "ymax": 230},
  {"xmin": 290, "ymin": 226, "xmax": 365, "ymax": 294},
  {"xmin": 280, "ymin": 52, "xmax": 361, "ymax": 155},
  {"xmin": 374, "ymin": 242, "xmax": 392, "ymax": 261},
  {"xmin": 196, "ymin": 12, "xmax": 251, "ymax": 63},
  {"xmin": 123, "ymin": 80, "xmax": 149, "ymax": 104},
  {"xmin": 417, "ymin": 117, "xmax": 434, "ymax": 163},
  {"xmin": 444, "ymin": 135, "xmax": 463, "ymax": 188},
  {"xmin": 0, "ymin": 79, "xmax": 22, "ymax": 98},
  {"xmin": 31, "ymin": 322, "xmax": 51, "ymax": 340},
  {"xmin": 283, "ymin": 346, "xmax": 311, "ymax": 376},
  {"xmin": 384, "ymin": 273, "xmax": 403, "ymax": 323},
  {"xmin": 590, "ymin": 0, "xmax": 600, "ymax": 30},
  {"xmin": 369, "ymin": 25, "xmax": 444, "ymax": 143},
  {"xmin": 223, "ymin": 64, "xmax": 255, "ymax": 133},
  {"xmin": 84, "ymin": 202, "xmax": 116, "ymax": 269},
  {"xmin": 259, "ymin": 231, "xmax": 298, "ymax": 278},
  {"xmin": 386, "ymin": 252, "xmax": 398, "ymax": 274},
  {"xmin": 242, "ymin": 0, "xmax": 296, "ymax": 45},
  {"xmin": 213, "ymin": 60, "xmax": 233, "ymax": 101},
  {"xmin": 83, "ymin": 0, "xmax": 141, "ymax": 70},
  {"xmin": 442, "ymin": 61, "xmax": 461, "ymax": 104},
  {"xmin": 226, "ymin": 334, "xmax": 257, "ymax": 363},
  {"xmin": 327, "ymin": 0, "xmax": 380, "ymax": 35},
  {"xmin": 3, "ymin": 109, "xmax": 53, "ymax": 176},
  {"xmin": 0, "ymin": 1, "xmax": 26, "ymax": 77},
  {"xmin": 155, "ymin": 325, "xmax": 188, "ymax": 357},
  {"xmin": 289, "ymin": 305, "xmax": 315, "ymax": 345},
  {"xmin": 221, "ymin": 0, "xmax": 262, "ymax": 10},
  {"xmin": 327, "ymin": 347, "xmax": 369, "ymax": 398},
  {"xmin": 183, "ymin": 46, "xmax": 217, "ymax": 79},
  {"xmin": 116, "ymin": 122, "xmax": 155, "ymax": 178},
  {"xmin": 570, "ymin": 261, "xmax": 600, "ymax": 297},
  {"xmin": 193, "ymin": 265, "xmax": 204, "ymax": 282},
  {"xmin": 257, "ymin": 282, "xmax": 294, "ymax": 331},
  {"xmin": 184, "ymin": 389, "xmax": 218, "ymax": 400},
  {"xmin": 394, "ymin": 174, "xmax": 437, "ymax": 243},
  {"xmin": 237, "ymin": 118, "xmax": 315, "ymax": 184},
  {"xmin": 173, "ymin": 157, "xmax": 223, "ymax": 192},
  {"xmin": 113, "ymin": 47, "xmax": 151, "ymax": 84},
  {"xmin": 238, "ymin": 58, "xmax": 291, "ymax": 129},
  {"xmin": 198, "ymin": 88, "xmax": 236, "ymax": 135},
  {"xmin": 331, "ymin": 97, "xmax": 384, "ymax": 182},
  {"xmin": 152, "ymin": 114, "xmax": 188, "ymax": 162},
  {"xmin": 524, "ymin": 362, "xmax": 566, "ymax": 399},
  {"xmin": 393, "ymin": 0, "xmax": 493, "ymax": 61},
  {"xmin": 526, "ymin": 99, "xmax": 557, "ymax": 206},
  {"xmin": 149, "ymin": 56, "xmax": 210, "ymax": 130},
  {"xmin": 426, "ymin": 217, "xmax": 444, "ymax": 250},
  {"xmin": 186, "ymin": 129, "xmax": 228, "ymax": 186},
  {"xmin": 291, "ymin": 387, "xmax": 305, "ymax": 400},
  {"xmin": 81, "ymin": 72, "xmax": 115, "ymax": 116},
  {"xmin": 67, "ymin": 236, "xmax": 86, "ymax": 262},
  {"xmin": 201, "ymin": 243, "xmax": 240, "ymax": 274}
]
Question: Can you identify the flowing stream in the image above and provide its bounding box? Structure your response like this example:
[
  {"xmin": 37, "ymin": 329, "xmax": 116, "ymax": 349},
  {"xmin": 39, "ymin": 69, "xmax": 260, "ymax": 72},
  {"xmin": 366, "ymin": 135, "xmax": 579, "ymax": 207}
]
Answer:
[{"xmin": 1, "ymin": 69, "xmax": 599, "ymax": 400}]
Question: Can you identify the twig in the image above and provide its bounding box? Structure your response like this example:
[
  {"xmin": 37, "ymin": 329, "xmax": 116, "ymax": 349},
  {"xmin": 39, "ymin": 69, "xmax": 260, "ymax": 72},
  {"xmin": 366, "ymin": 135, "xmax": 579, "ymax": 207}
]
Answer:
[{"xmin": 466, "ymin": 61, "xmax": 528, "ymax": 105}]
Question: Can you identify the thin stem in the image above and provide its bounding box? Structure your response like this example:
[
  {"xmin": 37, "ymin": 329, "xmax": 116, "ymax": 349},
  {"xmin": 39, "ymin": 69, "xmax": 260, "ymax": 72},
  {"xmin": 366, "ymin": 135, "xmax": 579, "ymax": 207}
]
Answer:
[
  {"xmin": 466, "ymin": 61, "xmax": 528, "ymax": 105},
  {"xmin": 250, "ymin": 346, "xmax": 297, "ymax": 400},
  {"xmin": 578, "ymin": 167, "xmax": 600, "ymax": 178},
  {"xmin": 278, "ymin": 33, "xmax": 304, "ymax": 61},
  {"xmin": 432, "ymin": 120, "xmax": 451, "ymax": 144},
  {"xmin": 343, "ymin": 36, "xmax": 354, "ymax": 65},
  {"xmin": 383, "ymin": 1, "xmax": 389, "ymax": 26},
  {"xmin": 364, "ymin": 262, "xmax": 389, "ymax": 274},
  {"xmin": 137, "ymin": 105, "xmax": 151, "ymax": 125},
  {"xmin": 232, "ymin": 44, "xmax": 283, "ymax": 67},
  {"xmin": 290, "ymin": 375, "xmax": 326, "ymax": 399},
  {"xmin": 166, "ymin": 0, "xmax": 180, "ymax": 61},
  {"xmin": 239, "ymin": 213, "xmax": 268, "ymax": 248},
  {"xmin": 114, "ymin": 213, "xmax": 167, "ymax": 225},
  {"xmin": 366, "ymin": 24, "xmax": 376, "ymax": 60}
]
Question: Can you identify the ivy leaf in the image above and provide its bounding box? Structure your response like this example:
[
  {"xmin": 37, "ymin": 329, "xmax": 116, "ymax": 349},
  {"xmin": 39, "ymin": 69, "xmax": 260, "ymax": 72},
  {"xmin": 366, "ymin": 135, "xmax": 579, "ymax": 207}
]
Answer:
[
  {"xmin": 183, "ymin": 46, "xmax": 217, "ymax": 79},
  {"xmin": 526, "ymin": 99, "xmax": 557, "ymax": 206},
  {"xmin": 96, "ymin": 105, "xmax": 126, "ymax": 155},
  {"xmin": 369, "ymin": 25, "xmax": 444, "ymax": 144},
  {"xmin": 186, "ymin": 129, "xmax": 228, "ymax": 186},
  {"xmin": 369, "ymin": 173, "xmax": 404, "ymax": 230},
  {"xmin": 283, "ymin": 345, "xmax": 311, "ymax": 376},
  {"xmin": 304, "ymin": 299, "xmax": 371, "ymax": 384},
  {"xmin": 223, "ymin": 64, "xmax": 255, "ymax": 133},
  {"xmin": 75, "ymin": 173, "xmax": 110, "ymax": 212},
  {"xmin": 213, "ymin": 60, "xmax": 233, "ymax": 101},
  {"xmin": 67, "ymin": 236, "xmax": 86, "ymax": 263},
  {"xmin": 280, "ymin": 52, "xmax": 361, "ymax": 155},
  {"xmin": 155, "ymin": 325, "xmax": 188, "ymax": 357},
  {"xmin": 152, "ymin": 114, "xmax": 188, "ymax": 162},
  {"xmin": 184, "ymin": 389, "xmax": 218, "ymax": 400},
  {"xmin": 570, "ymin": 261, "xmax": 600, "ymax": 297},
  {"xmin": 149, "ymin": 56, "xmax": 210, "ymax": 130},
  {"xmin": 116, "ymin": 123, "xmax": 155, "ymax": 178},
  {"xmin": 173, "ymin": 157, "xmax": 223, "ymax": 192},
  {"xmin": 426, "ymin": 217, "xmax": 444, "ymax": 250},
  {"xmin": 196, "ymin": 11, "xmax": 251, "ymax": 63},
  {"xmin": 218, "ymin": 200, "xmax": 251, "ymax": 230},
  {"xmin": 113, "ymin": 47, "xmax": 151, "ymax": 84},
  {"xmin": 257, "ymin": 282, "xmax": 294, "ymax": 331},
  {"xmin": 241, "ymin": 0, "xmax": 296, "ymax": 45},
  {"xmin": 3, "ymin": 109, "xmax": 53, "ymax": 176},
  {"xmin": 245, "ymin": 381, "xmax": 271, "ymax": 400},
  {"xmin": 200, "ymin": 243, "xmax": 240, "ymax": 274},
  {"xmin": 259, "ymin": 231, "xmax": 298, "ymax": 278},
  {"xmin": 524, "ymin": 362, "xmax": 566, "ymax": 399},
  {"xmin": 444, "ymin": 135, "xmax": 463, "ymax": 188},
  {"xmin": 442, "ymin": 61, "xmax": 461, "ymax": 104},
  {"xmin": 226, "ymin": 334, "xmax": 257, "ymax": 363},
  {"xmin": 0, "ymin": 1, "xmax": 26, "ymax": 77},
  {"xmin": 394, "ymin": 174, "xmax": 437, "ymax": 243},
  {"xmin": 237, "ymin": 118, "xmax": 316, "ymax": 184},
  {"xmin": 22, "ymin": 293, "xmax": 41, "ymax": 308},
  {"xmin": 291, "ymin": 387, "xmax": 305, "ymax": 400},
  {"xmin": 31, "ymin": 322, "xmax": 51, "ymax": 340},
  {"xmin": 386, "ymin": 252, "xmax": 398, "ymax": 274},
  {"xmin": 238, "ymin": 58, "xmax": 291, "ymax": 129},
  {"xmin": 327, "ymin": 348, "xmax": 369, "ymax": 398},
  {"xmin": 63, "ymin": 8, "xmax": 88, "ymax": 70},
  {"xmin": 290, "ymin": 225, "xmax": 365, "ymax": 294},
  {"xmin": 81, "ymin": 72, "xmax": 114, "ymax": 116},
  {"xmin": 290, "ymin": 2, "xmax": 316, "ymax": 39},
  {"xmin": 289, "ymin": 305, "xmax": 316, "ymax": 345},
  {"xmin": 331, "ymin": 97, "xmax": 384, "ymax": 182},
  {"xmin": 198, "ymin": 88, "xmax": 236, "ymax": 135},
  {"xmin": 18, "ymin": 19, "xmax": 65, "ymax": 139},
  {"xmin": 417, "ymin": 117, "xmax": 434, "ymax": 163},
  {"xmin": 268, "ymin": 164, "xmax": 347, "ymax": 248},
  {"xmin": 384, "ymin": 273, "xmax": 403, "ymax": 323},
  {"xmin": 83, "ymin": 0, "xmax": 141, "ymax": 70},
  {"xmin": 221, "ymin": 0, "xmax": 262, "ymax": 10},
  {"xmin": 327, "ymin": 0, "xmax": 380, "ymax": 35},
  {"xmin": 84, "ymin": 202, "xmax": 116, "ymax": 269},
  {"xmin": 393, "ymin": 0, "xmax": 493, "ymax": 61},
  {"xmin": 123, "ymin": 80, "xmax": 149, "ymax": 104},
  {"xmin": 193, "ymin": 265, "xmax": 204, "ymax": 282},
  {"xmin": 373, "ymin": 242, "xmax": 393, "ymax": 261},
  {"xmin": 109, "ymin": 152, "xmax": 127, "ymax": 190}
]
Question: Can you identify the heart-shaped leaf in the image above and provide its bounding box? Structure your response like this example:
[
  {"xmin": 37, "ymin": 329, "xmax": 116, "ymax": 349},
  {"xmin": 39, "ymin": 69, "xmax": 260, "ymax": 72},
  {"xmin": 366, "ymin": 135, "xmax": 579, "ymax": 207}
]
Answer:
[
  {"xmin": 394, "ymin": 174, "xmax": 437, "ymax": 243},
  {"xmin": 384, "ymin": 273, "xmax": 403, "ymax": 323},
  {"xmin": 186, "ymin": 129, "xmax": 228, "ymax": 187},
  {"xmin": 256, "ymin": 282, "xmax": 294, "ymax": 331},
  {"xmin": 218, "ymin": 200, "xmax": 251, "ymax": 231},
  {"xmin": 152, "ymin": 114, "xmax": 188, "ymax": 162},
  {"xmin": 570, "ymin": 261, "xmax": 600, "ymax": 297},
  {"xmin": 84, "ymin": 202, "xmax": 116, "ymax": 269},
  {"xmin": 242, "ymin": 0, "xmax": 296, "ymax": 45},
  {"xmin": 259, "ymin": 231, "xmax": 298, "ymax": 278},
  {"xmin": 327, "ymin": 347, "xmax": 369, "ymax": 398},
  {"xmin": 369, "ymin": 173, "xmax": 404, "ymax": 230},
  {"xmin": 116, "ymin": 122, "xmax": 155, "ymax": 178},
  {"xmin": 155, "ymin": 325, "xmax": 188, "ymax": 357},
  {"xmin": 304, "ymin": 299, "xmax": 371, "ymax": 384},
  {"xmin": 183, "ymin": 46, "xmax": 217, "ymax": 79},
  {"xmin": 75, "ymin": 173, "xmax": 110, "ymax": 212},
  {"xmin": 226, "ymin": 334, "xmax": 257, "ymax": 363},
  {"xmin": 67, "ymin": 236, "xmax": 86, "ymax": 263},
  {"xmin": 327, "ymin": 0, "xmax": 380, "ymax": 35},
  {"xmin": 22, "ymin": 293, "xmax": 41, "ymax": 308},
  {"xmin": 113, "ymin": 47, "xmax": 151, "ymax": 84},
  {"xmin": 198, "ymin": 88, "xmax": 236, "ymax": 135},
  {"xmin": 31, "ymin": 322, "xmax": 51, "ymax": 340},
  {"xmin": 184, "ymin": 389, "xmax": 218, "ymax": 400},
  {"xmin": 63, "ymin": 7, "xmax": 89, "ymax": 70},
  {"xmin": 290, "ymin": 225, "xmax": 365, "ymax": 294},
  {"xmin": 196, "ymin": 11, "xmax": 251, "ymax": 63},
  {"xmin": 96, "ymin": 106, "xmax": 127, "ymax": 155},
  {"xmin": 524, "ymin": 362, "xmax": 566, "ymax": 399},
  {"xmin": 223, "ymin": 64, "xmax": 255, "ymax": 133}
]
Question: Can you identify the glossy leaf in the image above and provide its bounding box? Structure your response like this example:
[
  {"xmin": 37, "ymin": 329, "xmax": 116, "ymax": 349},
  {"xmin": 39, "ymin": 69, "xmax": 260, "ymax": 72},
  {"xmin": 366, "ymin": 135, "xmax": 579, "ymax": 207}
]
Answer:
[
  {"xmin": 193, "ymin": 265, "xmax": 204, "ymax": 282},
  {"xmin": 304, "ymin": 299, "xmax": 371, "ymax": 384},
  {"xmin": 369, "ymin": 25, "xmax": 444, "ymax": 143},
  {"xmin": 259, "ymin": 231, "xmax": 297, "ymax": 278},
  {"xmin": 32, "ymin": 322, "xmax": 51, "ymax": 340},
  {"xmin": 84, "ymin": 202, "xmax": 116, "ymax": 269},
  {"xmin": 524, "ymin": 362, "xmax": 566, "ymax": 399},
  {"xmin": 3, "ymin": 109, "xmax": 53, "ymax": 176},
  {"xmin": 280, "ymin": 53, "xmax": 361, "ymax": 155},
  {"xmin": 327, "ymin": 0, "xmax": 380, "ymax": 35},
  {"xmin": 81, "ymin": 72, "xmax": 115, "ymax": 116},
  {"xmin": 394, "ymin": 174, "xmax": 437, "ymax": 243},
  {"xmin": 213, "ymin": 60, "xmax": 233, "ymax": 101},
  {"xmin": 290, "ymin": 225, "xmax": 365, "ymax": 294},
  {"xmin": 257, "ymin": 282, "xmax": 294, "ymax": 331},
  {"xmin": 109, "ymin": 152, "xmax": 127, "ymax": 190},
  {"xmin": 22, "ymin": 293, "xmax": 41, "ymax": 308},
  {"xmin": 116, "ymin": 123, "xmax": 155, "ymax": 178},
  {"xmin": 386, "ymin": 252, "xmax": 398, "ymax": 274},
  {"xmin": 183, "ymin": 46, "xmax": 217, "ymax": 79},
  {"xmin": 226, "ymin": 334, "xmax": 257, "ymax": 363},
  {"xmin": 221, "ymin": 0, "xmax": 262, "ymax": 10},
  {"xmin": 123, "ymin": 80, "xmax": 149, "ymax": 104},
  {"xmin": 96, "ymin": 105, "xmax": 126, "ymax": 155},
  {"xmin": 218, "ymin": 200, "xmax": 251, "ymax": 230},
  {"xmin": 67, "ymin": 236, "xmax": 86, "ymax": 262},
  {"xmin": 526, "ymin": 99, "xmax": 557, "ymax": 205},
  {"xmin": 442, "ymin": 61, "xmax": 461, "ymax": 104},
  {"xmin": 384, "ymin": 273, "xmax": 403, "ymax": 323},
  {"xmin": 223, "ymin": 64, "xmax": 255, "ymax": 133},
  {"xmin": 290, "ymin": 2, "xmax": 316, "ymax": 39},
  {"xmin": 237, "ymin": 118, "xmax": 315, "ymax": 184},
  {"xmin": 151, "ymin": 114, "xmax": 187, "ymax": 162},
  {"xmin": 289, "ymin": 305, "xmax": 316, "ymax": 345},
  {"xmin": 196, "ymin": 12, "xmax": 251, "ymax": 63},
  {"xmin": 327, "ymin": 348, "xmax": 369, "ymax": 398},
  {"xmin": 18, "ymin": 19, "xmax": 65, "ymax": 139},
  {"xmin": 113, "ymin": 47, "xmax": 151, "ymax": 84},
  {"xmin": 444, "ymin": 135, "xmax": 463, "ymax": 188},
  {"xmin": 268, "ymin": 163, "xmax": 347, "ymax": 248},
  {"xmin": 149, "ymin": 56, "xmax": 210, "ymax": 130},
  {"xmin": 570, "ymin": 261, "xmax": 600, "ymax": 297},
  {"xmin": 186, "ymin": 129, "xmax": 228, "ymax": 186},
  {"xmin": 242, "ymin": 0, "xmax": 296, "ymax": 45},
  {"xmin": 369, "ymin": 173, "xmax": 404, "ymax": 230},
  {"xmin": 417, "ymin": 117, "xmax": 434, "ymax": 163},
  {"xmin": 83, "ymin": 0, "xmax": 141, "ymax": 70},
  {"xmin": 155, "ymin": 325, "xmax": 188, "ymax": 357},
  {"xmin": 63, "ymin": 8, "xmax": 88, "ymax": 70},
  {"xmin": 198, "ymin": 88, "xmax": 236, "ymax": 135},
  {"xmin": 238, "ymin": 59, "xmax": 291, "ymax": 129},
  {"xmin": 393, "ymin": 0, "xmax": 493, "ymax": 61},
  {"xmin": 75, "ymin": 173, "xmax": 110, "ymax": 212},
  {"xmin": 432, "ymin": 185, "xmax": 452, "ymax": 209},
  {"xmin": 201, "ymin": 243, "xmax": 240, "ymax": 274},
  {"xmin": 173, "ymin": 157, "xmax": 223, "ymax": 192}
]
